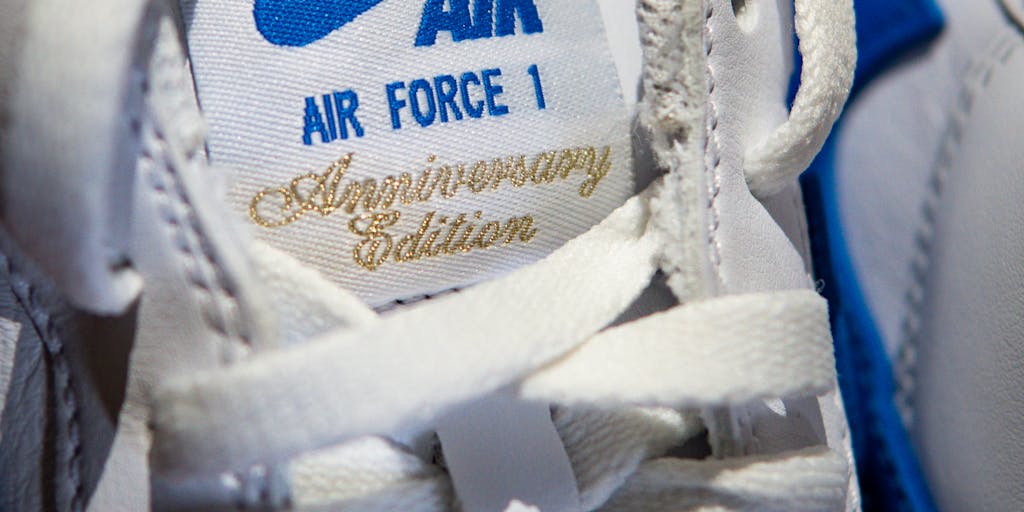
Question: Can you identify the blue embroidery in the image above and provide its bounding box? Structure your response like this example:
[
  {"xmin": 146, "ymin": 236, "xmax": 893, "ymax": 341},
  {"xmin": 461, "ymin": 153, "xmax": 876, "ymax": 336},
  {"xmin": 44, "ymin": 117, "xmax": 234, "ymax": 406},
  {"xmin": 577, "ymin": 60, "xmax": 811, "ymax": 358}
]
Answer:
[
  {"xmin": 302, "ymin": 97, "xmax": 330, "ymax": 144},
  {"xmin": 385, "ymin": 68, "xmax": 510, "ymax": 129},
  {"xmin": 481, "ymin": 68, "xmax": 509, "ymax": 116},
  {"xmin": 386, "ymin": 82, "xmax": 409, "ymax": 130},
  {"xmin": 460, "ymin": 72, "xmax": 485, "ymax": 118},
  {"xmin": 527, "ymin": 64, "xmax": 546, "ymax": 110},
  {"xmin": 302, "ymin": 91, "xmax": 365, "ymax": 145},
  {"xmin": 415, "ymin": 0, "xmax": 543, "ymax": 47},
  {"xmin": 256, "ymin": 0, "xmax": 543, "ymax": 48},
  {"xmin": 322, "ymin": 93, "xmax": 339, "ymax": 141},
  {"xmin": 434, "ymin": 75, "xmax": 464, "ymax": 122},
  {"xmin": 333, "ymin": 90, "xmax": 365, "ymax": 139},
  {"xmin": 254, "ymin": 0, "xmax": 387, "ymax": 47},
  {"xmin": 409, "ymin": 79, "xmax": 439, "ymax": 127},
  {"xmin": 494, "ymin": 0, "xmax": 543, "ymax": 37}
]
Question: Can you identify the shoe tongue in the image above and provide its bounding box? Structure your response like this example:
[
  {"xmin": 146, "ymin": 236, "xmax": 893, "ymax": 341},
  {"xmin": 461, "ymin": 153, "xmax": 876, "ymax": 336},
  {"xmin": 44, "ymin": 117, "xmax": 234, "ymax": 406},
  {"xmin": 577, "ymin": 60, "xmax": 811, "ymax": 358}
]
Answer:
[{"xmin": 181, "ymin": 0, "xmax": 635, "ymax": 307}]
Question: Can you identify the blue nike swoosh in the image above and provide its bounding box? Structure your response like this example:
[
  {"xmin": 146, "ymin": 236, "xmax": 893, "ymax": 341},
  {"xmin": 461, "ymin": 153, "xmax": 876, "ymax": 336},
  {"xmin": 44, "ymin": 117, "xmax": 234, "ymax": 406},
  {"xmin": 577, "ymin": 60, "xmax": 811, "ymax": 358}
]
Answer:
[{"xmin": 254, "ymin": 0, "xmax": 387, "ymax": 47}]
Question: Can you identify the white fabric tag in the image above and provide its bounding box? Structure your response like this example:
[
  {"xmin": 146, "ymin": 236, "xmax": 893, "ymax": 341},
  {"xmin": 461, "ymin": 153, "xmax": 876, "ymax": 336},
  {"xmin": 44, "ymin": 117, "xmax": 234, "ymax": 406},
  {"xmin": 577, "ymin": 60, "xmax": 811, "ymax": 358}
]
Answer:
[
  {"xmin": 182, "ymin": 0, "xmax": 633, "ymax": 306},
  {"xmin": 437, "ymin": 389, "xmax": 581, "ymax": 512}
]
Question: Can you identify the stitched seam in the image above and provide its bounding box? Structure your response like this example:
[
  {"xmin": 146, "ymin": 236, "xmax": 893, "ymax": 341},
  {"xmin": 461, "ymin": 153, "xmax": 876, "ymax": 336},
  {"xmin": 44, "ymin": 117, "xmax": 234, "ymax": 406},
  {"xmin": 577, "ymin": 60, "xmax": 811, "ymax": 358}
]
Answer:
[
  {"xmin": 704, "ymin": 0, "xmax": 724, "ymax": 290},
  {"xmin": 1, "ymin": 254, "xmax": 83, "ymax": 512},
  {"xmin": 701, "ymin": 0, "xmax": 741, "ymax": 459},
  {"xmin": 140, "ymin": 116, "xmax": 251, "ymax": 358},
  {"xmin": 894, "ymin": 31, "xmax": 1020, "ymax": 428},
  {"xmin": 140, "ymin": 17, "xmax": 268, "ymax": 503},
  {"xmin": 139, "ymin": 30, "xmax": 253, "ymax": 360}
]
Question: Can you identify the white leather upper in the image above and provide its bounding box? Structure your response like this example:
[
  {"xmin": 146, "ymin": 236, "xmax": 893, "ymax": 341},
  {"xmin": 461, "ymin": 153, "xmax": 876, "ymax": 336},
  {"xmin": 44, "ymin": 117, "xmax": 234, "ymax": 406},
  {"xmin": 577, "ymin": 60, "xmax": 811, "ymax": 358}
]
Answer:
[
  {"xmin": 911, "ymin": 37, "xmax": 1024, "ymax": 509},
  {"xmin": 87, "ymin": 7, "xmax": 279, "ymax": 510},
  {"xmin": 700, "ymin": 8, "xmax": 857, "ymax": 508},
  {"xmin": 836, "ymin": 0, "xmax": 1024, "ymax": 509},
  {"xmin": 0, "ymin": 0, "xmax": 149, "ymax": 315},
  {"xmin": 704, "ymin": 0, "xmax": 812, "ymax": 296}
]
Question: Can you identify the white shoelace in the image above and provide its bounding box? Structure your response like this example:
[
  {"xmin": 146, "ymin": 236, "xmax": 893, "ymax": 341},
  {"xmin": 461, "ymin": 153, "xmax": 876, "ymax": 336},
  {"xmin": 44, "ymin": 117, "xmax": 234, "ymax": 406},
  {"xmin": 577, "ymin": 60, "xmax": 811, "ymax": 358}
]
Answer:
[
  {"xmin": 745, "ymin": 0, "xmax": 856, "ymax": 198},
  {"xmin": 137, "ymin": 0, "xmax": 857, "ymax": 510}
]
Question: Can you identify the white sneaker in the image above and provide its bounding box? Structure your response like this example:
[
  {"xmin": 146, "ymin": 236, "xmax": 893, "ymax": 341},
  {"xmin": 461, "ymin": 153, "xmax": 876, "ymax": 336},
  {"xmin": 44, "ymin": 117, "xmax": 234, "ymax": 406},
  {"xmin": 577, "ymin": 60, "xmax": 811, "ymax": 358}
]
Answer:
[{"xmin": 0, "ymin": 0, "xmax": 858, "ymax": 510}]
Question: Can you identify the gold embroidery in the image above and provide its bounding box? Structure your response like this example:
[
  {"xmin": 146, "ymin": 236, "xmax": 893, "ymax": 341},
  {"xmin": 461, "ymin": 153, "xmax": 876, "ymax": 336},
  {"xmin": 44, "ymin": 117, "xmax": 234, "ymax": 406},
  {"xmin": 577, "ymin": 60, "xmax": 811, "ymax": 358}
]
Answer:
[
  {"xmin": 249, "ymin": 145, "xmax": 612, "ymax": 271},
  {"xmin": 249, "ymin": 154, "xmax": 354, "ymax": 228},
  {"xmin": 349, "ymin": 210, "xmax": 538, "ymax": 271},
  {"xmin": 348, "ymin": 211, "xmax": 402, "ymax": 271},
  {"xmin": 249, "ymin": 146, "xmax": 614, "ymax": 228}
]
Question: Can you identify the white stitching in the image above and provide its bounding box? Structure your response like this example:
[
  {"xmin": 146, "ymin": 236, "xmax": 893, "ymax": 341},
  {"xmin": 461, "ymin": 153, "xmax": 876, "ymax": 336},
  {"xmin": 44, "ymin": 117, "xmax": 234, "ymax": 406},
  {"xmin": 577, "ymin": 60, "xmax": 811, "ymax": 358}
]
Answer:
[
  {"xmin": 895, "ymin": 31, "xmax": 1020, "ymax": 427},
  {"xmin": 704, "ymin": 0, "xmax": 725, "ymax": 290},
  {"xmin": 138, "ymin": 22, "xmax": 252, "ymax": 362},
  {"xmin": 140, "ymin": 109, "xmax": 251, "ymax": 359}
]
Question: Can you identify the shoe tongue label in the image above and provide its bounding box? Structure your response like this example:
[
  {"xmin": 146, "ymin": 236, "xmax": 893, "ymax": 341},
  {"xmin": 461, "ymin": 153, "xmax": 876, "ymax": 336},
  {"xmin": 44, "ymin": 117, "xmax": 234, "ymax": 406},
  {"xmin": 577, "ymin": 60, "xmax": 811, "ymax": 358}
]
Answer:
[{"xmin": 183, "ymin": 0, "xmax": 633, "ymax": 306}]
